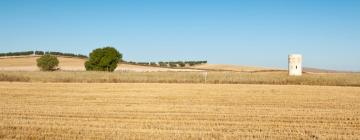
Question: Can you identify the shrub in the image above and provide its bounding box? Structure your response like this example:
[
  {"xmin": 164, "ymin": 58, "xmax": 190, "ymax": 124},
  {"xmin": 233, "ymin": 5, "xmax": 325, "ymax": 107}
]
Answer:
[
  {"xmin": 150, "ymin": 62, "xmax": 157, "ymax": 66},
  {"xmin": 159, "ymin": 62, "xmax": 167, "ymax": 67},
  {"xmin": 85, "ymin": 47, "xmax": 122, "ymax": 72},
  {"xmin": 36, "ymin": 54, "xmax": 59, "ymax": 71},
  {"xmin": 169, "ymin": 62, "xmax": 177, "ymax": 67},
  {"xmin": 178, "ymin": 62, "xmax": 185, "ymax": 67}
]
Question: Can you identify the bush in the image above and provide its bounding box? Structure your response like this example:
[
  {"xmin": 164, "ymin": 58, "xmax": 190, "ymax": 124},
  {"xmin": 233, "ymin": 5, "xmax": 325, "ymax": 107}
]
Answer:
[
  {"xmin": 178, "ymin": 62, "xmax": 185, "ymax": 67},
  {"xmin": 36, "ymin": 54, "xmax": 59, "ymax": 71},
  {"xmin": 150, "ymin": 62, "xmax": 157, "ymax": 66},
  {"xmin": 169, "ymin": 62, "xmax": 177, "ymax": 67},
  {"xmin": 85, "ymin": 47, "xmax": 122, "ymax": 72},
  {"xmin": 159, "ymin": 62, "xmax": 168, "ymax": 67}
]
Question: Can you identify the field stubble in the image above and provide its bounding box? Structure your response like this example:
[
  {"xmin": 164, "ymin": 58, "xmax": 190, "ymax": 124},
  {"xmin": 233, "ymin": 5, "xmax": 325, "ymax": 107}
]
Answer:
[{"xmin": 0, "ymin": 83, "xmax": 359, "ymax": 139}]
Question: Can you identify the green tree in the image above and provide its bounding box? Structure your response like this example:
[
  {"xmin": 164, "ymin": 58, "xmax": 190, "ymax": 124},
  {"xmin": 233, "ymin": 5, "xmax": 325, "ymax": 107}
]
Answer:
[
  {"xmin": 36, "ymin": 54, "xmax": 59, "ymax": 71},
  {"xmin": 85, "ymin": 47, "xmax": 122, "ymax": 72}
]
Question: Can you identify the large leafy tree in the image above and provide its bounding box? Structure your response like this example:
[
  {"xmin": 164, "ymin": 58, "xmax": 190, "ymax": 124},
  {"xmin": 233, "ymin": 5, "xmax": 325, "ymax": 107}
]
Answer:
[
  {"xmin": 36, "ymin": 54, "xmax": 59, "ymax": 71},
  {"xmin": 85, "ymin": 47, "xmax": 122, "ymax": 72}
]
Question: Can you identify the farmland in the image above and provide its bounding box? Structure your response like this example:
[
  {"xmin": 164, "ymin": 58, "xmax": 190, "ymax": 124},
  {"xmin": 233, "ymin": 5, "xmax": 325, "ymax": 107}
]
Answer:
[
  {"xmin": 1, "ymin": 83, "xmax": 359, "ymax": 139},
  {"xmin": 0, "ymin": 56, "xmax": 265, "ymax": 72},
  {"xmin": 0, "ymin": 56, "xmax": 360, "ymax": 139},
  {"xmin": 1, "ymin": 71, "xmax": 360, "ymax": 87},
  {"xmin": 1, "ymin": 56, "xmax": 360, "ymax": 86},
  {"xmin": 2, "ymin": 0, "xmax": 360, "ymax": 139}
]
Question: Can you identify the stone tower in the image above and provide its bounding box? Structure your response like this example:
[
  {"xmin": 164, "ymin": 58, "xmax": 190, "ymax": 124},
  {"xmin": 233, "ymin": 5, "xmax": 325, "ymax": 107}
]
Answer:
[{"xmin": 288, "ymin": 54, "xmax": 302, "ymax": 76}]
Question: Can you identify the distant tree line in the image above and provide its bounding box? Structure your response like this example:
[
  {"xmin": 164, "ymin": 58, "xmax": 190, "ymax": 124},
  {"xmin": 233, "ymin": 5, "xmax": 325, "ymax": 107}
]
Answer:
[
  {"xmin": 0, "ymin": 49, "xmax": 206, "ymax": 71},
  {"xmin": 42, "ymin": 51, "xmax": 88, "ymax": 58},
  {"xmin": 0, "ymin": 51, "xmax": 88, "ymax": 58},
  {"xmin": 0, "ymin": 51, "xmax": 34, "ymax": 57},
  {"xmin": 124, "ymin": 60, "xmax": 207, "ymax": 68}
]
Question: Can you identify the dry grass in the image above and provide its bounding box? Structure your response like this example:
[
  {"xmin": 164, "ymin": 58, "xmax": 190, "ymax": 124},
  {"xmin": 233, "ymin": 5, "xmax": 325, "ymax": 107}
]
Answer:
[
  {"xmin": 190, "ymin": 64, "xmax": 275, "ymax": 72},
  {"xmin": 0, "ymin": 83, "xmax": 359, "ymax": 139},
  {"xmin": 0, "ymin": 71, "xmax": 360, "ymax": 87},
  {"xmin": 0, "ymin": 73, "xmax": 30, "ymax": 82}
]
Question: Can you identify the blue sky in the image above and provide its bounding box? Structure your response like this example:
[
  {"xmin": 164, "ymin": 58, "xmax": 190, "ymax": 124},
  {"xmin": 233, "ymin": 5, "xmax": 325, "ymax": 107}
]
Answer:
[{"xmin": 0, "ymin": 0, "xmax": 359, "ymax": 71}]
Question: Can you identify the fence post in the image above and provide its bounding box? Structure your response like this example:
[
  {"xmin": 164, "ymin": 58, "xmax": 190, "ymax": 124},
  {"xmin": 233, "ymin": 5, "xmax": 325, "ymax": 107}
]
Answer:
[{"xmin": 203, "ymin": 72, "xmax": 208, "ymax": 84}]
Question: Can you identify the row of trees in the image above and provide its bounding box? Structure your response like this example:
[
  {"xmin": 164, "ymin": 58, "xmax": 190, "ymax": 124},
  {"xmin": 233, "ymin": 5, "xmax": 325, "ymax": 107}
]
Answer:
[
  {"xmin": 41, "ymin": 51, "xmax": 88, "ymax": 58},
  {"xmin": 34, "ymin": 46, "xmax": 205, "ymax": 71},
  {"xmin": 0, "ymin": 51, "xmax": 34, "ymax": 57},
  {"xmin": 125, "ymin": 61, "xmax": 207, "ymax": 68},
  {"xmin": 0, "ymin": 51, "xmax": 88, "ymax": 58}
]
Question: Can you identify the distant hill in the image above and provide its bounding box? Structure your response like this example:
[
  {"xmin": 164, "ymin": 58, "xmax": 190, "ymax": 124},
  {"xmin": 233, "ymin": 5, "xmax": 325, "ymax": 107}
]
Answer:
[
  {"xmin": 0, "ymin": 56, "xmax": 278, "ymax": 72},
  {"xmin": 1, "ymin": 55, "xmax": 355, "ymax": 73},
  {"xmin": 0, "ymin": 56, "xmax": 203, "ymax": 72}
]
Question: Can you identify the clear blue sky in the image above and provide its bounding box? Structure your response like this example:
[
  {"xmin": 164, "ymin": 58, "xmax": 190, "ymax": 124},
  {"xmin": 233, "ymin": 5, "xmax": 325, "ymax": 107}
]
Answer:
[{"xmin": 1, "ymin": 0, "xmax": 359, "ymax": 71}]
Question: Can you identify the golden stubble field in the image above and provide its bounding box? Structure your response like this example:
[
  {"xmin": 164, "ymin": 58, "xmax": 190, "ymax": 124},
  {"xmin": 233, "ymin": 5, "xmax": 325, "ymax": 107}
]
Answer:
[{"xmin": 0, "ymin": 83, "xmax": 359, "ymax": 139}]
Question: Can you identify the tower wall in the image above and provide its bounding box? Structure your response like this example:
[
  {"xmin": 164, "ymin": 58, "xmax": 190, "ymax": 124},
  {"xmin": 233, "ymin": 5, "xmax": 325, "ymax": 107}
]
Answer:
[{"xmin": 288, "ymin": 54, "xmax": 302, "ymax": 76}]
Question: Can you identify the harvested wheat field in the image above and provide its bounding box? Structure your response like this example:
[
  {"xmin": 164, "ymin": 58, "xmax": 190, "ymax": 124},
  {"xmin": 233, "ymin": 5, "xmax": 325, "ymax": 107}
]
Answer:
[
  {"xmin": 0, "ymin": 83, "xmax": 359, "ymax": 139},
  {"xmin": 190, "ymin": 64, "xmax": 275, "ymax": 72}
]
